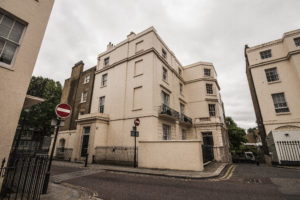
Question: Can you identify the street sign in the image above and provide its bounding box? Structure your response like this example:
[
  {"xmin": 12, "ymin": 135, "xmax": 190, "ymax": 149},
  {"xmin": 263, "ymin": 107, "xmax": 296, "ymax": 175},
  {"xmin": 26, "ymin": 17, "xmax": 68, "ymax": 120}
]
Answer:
[
  {"xmin": 131, "ymin": 131, "xmax": 139, "ymax": 137},
  {"xmin": 55, "ymin": 103, "xmax": 72, "ymax": 119},
  {"xmin": 134, "ymin": 118, "xmax": 140, "ymax": 126},
  {"xmin": 51, "ymin": 119, "xmax": 65, "ymax": 127}
]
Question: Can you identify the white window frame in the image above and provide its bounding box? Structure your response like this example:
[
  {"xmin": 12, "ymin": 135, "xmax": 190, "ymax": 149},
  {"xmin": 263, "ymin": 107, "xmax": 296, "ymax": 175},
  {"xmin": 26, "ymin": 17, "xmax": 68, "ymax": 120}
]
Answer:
[
  {"xmin": 271, "ymin": 93, "xmax": 289, "ymax": 113},
  {"xmin": 162, "ymin": 48, "xmax": 167, "ymax": 59},
  {"xmin": 99, "ymin": 96, "xmax": 105, "ymax": 113},
  {"xmin": 163, "ymin": 124, "xmax": 171, "ymax": 140},
  {"xmin": 204, "ymin": 68, "xmax": 211, "ymax": 76},
  {"xmin": 161, "ymin": 91, "xmax": 169, "ymax": 106},
  {"xmin": 0, "ymin": 11, "xmax": 26, "ymax": 69},
  {"xmin": 179, "ymin": 83, "xmax": 183, "ymax": 95},
  {"xmin": 294, "ymin": 37, "xmax": 300, "ymax": 47},
  {"xmin": 104, "ymin": 57, "xmax": 109, "ymax": 66},
  {"xmin": 260, "ymin": 49, "xmax": 272, "ymax": 59},
  {"xmin": 162, "ymin": 67, "xmax": 168, "ymax": 81},
  {"xmin": 209, "ymin": 104, "xmax": 216, "ymax": 116},
  {"xmin": 101, "ymin": 73, "xmax": 107, "ymax": 87},
  {"xmin": 83, "ymin": 74, "xmax": 90, "ymax": 84},
  {"xmin": 265, "ymin": 67, "xmax": 279, "ymax": 82},
  {"xmin": 81, "ymin": 91, "xmax": 88, "ymax": 103},
  {"xmin": 206, "ymin": 83, "xmax": 213, "ymax": 94}
]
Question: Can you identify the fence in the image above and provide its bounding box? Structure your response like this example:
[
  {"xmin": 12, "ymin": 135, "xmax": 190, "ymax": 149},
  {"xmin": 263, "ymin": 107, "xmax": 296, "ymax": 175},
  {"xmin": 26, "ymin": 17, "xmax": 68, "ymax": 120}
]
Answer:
[
  {"xmin": 202, "ymin": 145, "xmax": 214, "ymax": 163},
  {"xmin": 276, "ymin": 141, "xmax": 300, "ymax": 165},
  {"xmin": 0, "ymin": 154, "xmax": 49, "ymax": 200}
]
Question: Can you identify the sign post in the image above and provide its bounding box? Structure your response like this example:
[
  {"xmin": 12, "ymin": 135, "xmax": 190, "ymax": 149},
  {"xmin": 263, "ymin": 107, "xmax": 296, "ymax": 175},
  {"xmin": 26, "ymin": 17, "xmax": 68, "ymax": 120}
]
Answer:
[
  {"xmin": 42, "ymin": 103, "xmax": 71, "ymax": 194},
  {"xmin": 131, "ymin": 118, "xmax": 140, "ymax": 168}
]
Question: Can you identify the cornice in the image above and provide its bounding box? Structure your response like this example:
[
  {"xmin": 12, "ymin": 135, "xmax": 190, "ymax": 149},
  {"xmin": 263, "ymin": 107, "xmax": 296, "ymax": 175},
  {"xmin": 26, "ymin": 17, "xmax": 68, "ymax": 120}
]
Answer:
[
  {"xmin": 185, "ymin": 77, "xmax": 220, "ymax": 90},
  {"xmin": 249, "ymin": 49, "xmax": 300, "ymax": 69}
]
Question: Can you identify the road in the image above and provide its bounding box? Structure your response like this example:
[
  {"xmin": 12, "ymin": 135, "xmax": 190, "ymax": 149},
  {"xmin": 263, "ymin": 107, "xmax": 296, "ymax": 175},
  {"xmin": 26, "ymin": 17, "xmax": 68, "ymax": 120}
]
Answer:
[{"xmin": 51, "ymin": 164, "xmax": 300, "ymax": 200}]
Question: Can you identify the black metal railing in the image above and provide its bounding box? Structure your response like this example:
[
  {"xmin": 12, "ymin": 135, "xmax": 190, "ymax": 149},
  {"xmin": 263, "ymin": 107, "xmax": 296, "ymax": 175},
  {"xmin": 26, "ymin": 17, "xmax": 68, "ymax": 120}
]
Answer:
[
  {"xmin": 159, "ymin": 104, "xmax": 179, "ymax": 119},
  {"xmin": 179, "ymin": 114, "xmax": 192, "ymax": 125},
  {"xmin": 0, "ymin": 154, "xmax": 49, "ymax": 200},
  {"xmin": 202, "ymin": 145, "xmax": 214, "ymax": 163},
  {"xmin": 54, "ymin": 148, "xmax": 73, "ymax": 161}
]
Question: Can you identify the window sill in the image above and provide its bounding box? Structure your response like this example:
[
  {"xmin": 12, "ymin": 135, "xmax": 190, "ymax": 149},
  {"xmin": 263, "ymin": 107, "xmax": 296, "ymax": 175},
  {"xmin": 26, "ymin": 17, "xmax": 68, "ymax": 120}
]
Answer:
[
  {"xmin": 100, "ymin": 85, "xmax": 107, "ymax": 88},
  {"xmin": 80, "ymin": 101, "xmax": 86, "ymax": 104},
  {"xmin": 268, "ymin": 80, "xmax": 281, "ymax": 84},
  {"xmin": 134, "ymin": 73, "xmax": 143, "ymax": 78},
  {"xmin": 206, "ymin": 94, "xmax": 217, "ymax": 96},
  {"xmin": 0, "ymin": 63, "xmax": 14, "ymax": 71},
  {"xmin": 276, "ymin": 112, "xmax": 291, "ymax": 116},
  {"xmin": 132, "ymin": 108, "xmax": 143, "ymax": 112}
]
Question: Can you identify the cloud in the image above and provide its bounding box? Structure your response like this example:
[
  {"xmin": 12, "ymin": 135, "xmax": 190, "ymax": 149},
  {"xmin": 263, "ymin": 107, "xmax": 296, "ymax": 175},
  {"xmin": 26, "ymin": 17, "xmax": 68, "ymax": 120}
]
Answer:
[{"xmin": 33, "ymin": 0, "xmax": 300, "ymax": 129}]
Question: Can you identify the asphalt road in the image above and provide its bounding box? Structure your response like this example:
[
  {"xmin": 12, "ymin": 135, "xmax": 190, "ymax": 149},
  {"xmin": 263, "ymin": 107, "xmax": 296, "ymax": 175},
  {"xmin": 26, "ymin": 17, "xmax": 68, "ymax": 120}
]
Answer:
[{"xmin": 51, "ymin": 164, "xmax": 300, "ymax": 200}]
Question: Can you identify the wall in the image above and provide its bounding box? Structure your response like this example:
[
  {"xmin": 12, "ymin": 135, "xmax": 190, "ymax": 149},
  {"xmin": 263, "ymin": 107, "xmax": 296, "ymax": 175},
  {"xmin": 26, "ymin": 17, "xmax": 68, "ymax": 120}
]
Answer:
[
  {"xmin": 138, "ymin": 140, "xmax": 204, "ymax": 171},
  {"xmin": 0, "ymin": 0, "xmax": 54, "ymax": 171}
]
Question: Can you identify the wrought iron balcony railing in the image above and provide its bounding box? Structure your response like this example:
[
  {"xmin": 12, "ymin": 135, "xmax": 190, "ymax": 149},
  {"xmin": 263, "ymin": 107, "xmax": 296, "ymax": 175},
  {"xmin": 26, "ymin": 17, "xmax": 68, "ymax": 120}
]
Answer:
[
  {"xmin": 180, "ymin": 113, "xmax": 193, "ymax": 125},
  {"xmin": 159, "ymin": 104, "xmax": 179, "ymax": 119}
]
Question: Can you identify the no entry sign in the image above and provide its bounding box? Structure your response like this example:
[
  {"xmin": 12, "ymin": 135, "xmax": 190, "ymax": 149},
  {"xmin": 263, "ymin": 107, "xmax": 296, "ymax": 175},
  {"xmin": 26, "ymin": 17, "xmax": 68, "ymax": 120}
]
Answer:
[
  {"xmin": 55, "ymin": 103, "xmax": 72, "ymax": 119},
  {"xmin": 134, "ymin": 118, "xmax": 140, "ymax": 126}
]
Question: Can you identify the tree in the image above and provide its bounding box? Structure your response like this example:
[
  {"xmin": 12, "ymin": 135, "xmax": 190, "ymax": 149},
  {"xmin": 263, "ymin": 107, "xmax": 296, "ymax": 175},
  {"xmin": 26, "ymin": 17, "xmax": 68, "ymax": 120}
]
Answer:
[
  {"xmin": 19, "ymin": 76, "xmax": 62, "ymax": 135},
  {"xmin": 225, "ymin": 117, "xmax": 247, "ymax": 154},
  {"xmin": 247, "ymin": 127, "xmax": 257, "ymax": 134}
]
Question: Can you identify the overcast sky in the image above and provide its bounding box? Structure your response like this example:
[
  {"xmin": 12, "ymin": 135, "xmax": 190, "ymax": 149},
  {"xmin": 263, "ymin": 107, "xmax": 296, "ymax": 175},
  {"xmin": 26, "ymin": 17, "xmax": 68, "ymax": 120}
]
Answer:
[{"xmin": 33, "ymin": 0, "xmax": 300, "ymax": 130}]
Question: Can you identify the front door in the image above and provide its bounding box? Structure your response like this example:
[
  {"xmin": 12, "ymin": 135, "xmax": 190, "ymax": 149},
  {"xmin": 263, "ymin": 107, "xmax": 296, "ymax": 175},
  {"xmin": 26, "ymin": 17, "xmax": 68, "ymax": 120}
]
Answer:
[{"xmin": 81, "ymin": 127, "xmax": 90, "ymax": 157}]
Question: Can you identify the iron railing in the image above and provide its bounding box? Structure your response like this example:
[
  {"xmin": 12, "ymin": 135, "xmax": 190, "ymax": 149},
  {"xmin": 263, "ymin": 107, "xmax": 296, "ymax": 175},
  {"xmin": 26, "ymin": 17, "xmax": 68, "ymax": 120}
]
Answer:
[
  {"xmin": 202, "ymin": 145, "xmax": 214, "ymax": 163},
  {"xmin": 179, "ymin": 114, "xmax": 192, "ymax": 125},
  {"xmin": 0, "ymin": 155, "xmax": 49, "ymax": 200},
  {"xmin": 159, "ymin": 104, "xmax": 179, "ymax": 119}
]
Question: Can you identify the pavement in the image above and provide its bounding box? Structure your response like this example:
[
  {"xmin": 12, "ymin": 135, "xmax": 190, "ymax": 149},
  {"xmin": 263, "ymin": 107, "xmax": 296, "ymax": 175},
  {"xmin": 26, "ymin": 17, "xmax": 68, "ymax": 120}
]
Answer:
[{"xmin": 40, "ymin": 161, "xmax": 228, "ymax": 200}]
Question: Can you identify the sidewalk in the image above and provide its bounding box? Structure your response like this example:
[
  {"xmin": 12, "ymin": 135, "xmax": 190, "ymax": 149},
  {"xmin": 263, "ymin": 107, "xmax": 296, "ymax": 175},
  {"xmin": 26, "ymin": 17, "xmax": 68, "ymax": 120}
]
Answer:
[{"xmin": 52, "ymin": 160, "xmax": 228, "ymax": 179}]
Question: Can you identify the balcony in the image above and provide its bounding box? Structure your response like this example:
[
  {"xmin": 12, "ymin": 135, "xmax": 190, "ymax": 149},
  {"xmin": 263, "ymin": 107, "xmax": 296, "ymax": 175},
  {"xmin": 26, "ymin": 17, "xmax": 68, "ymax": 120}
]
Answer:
[
  {"xmin": 159, "ymin": 104, "xmax": 179, "ymax": 120},
  {"xmin": 179, "ymin": 113, "xmax": 193, "ymax": 126}
]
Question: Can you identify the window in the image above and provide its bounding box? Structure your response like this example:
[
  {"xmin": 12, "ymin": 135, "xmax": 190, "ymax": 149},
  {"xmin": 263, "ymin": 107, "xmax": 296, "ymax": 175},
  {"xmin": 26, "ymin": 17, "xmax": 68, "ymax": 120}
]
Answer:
[
  {"xmin": 162, "ymin": 48, "xmax": 167, "ymax": 59},
  {"xmin": 161, "ymin": 91, "xmax": 169, "ymax": 106},
  {"xmin": 272, "ymin": 93, "xmax": 289, "ymax": 113},
  {"xmin": 204, "ymin": 68, "xmax": 211, "ymax": 76},
  {"xmin": 180, "ymin": 103, "xmax": 185, "ymax": 114},
  {"xmin": 83, "ymin": 74, "xmax": 90, "ymax": 84},
  {"xmin": 208, "ymin": 104, "xmax": 216, "ymax": 116},
  {"xmin": 104, "ymin": 57, "xmax": 109, "ymax": 66},
  {"xmin": 99, "ymin": 96, "xmax": 105, "ymax": 113},
  {"xmin": 294, "ymin": 37, "xmax": 300, "ymax": 47},
  {"xmin": 163, "ymin": 124, "xmax": 171, "ymax": 140},
  {"xmin": 265, "ymin": 68, "xmax": 279, "ymax": 82},
  {"xmin": 81, "ymin": 91, "xmax": 88, "ymax": 103},
  {"xmin": 162, "ymin": 67, "xmax": 168, "ymax": 81},
  {"xmin": 101, "ymin": 74, "xmax": 107, "ymax": 87},
  {"xmin": 182, "ymin": 129, "xmax": 186, "ymax": 140},
  {"xmin": 133, "ymin": 87, "xmax": 142, "ymax": 110},
  {"xmin": 0, "ymin": 11, "xmax": 26, "ymax": 66},
  {"xmin": 134, "ymin": 60, "xmax": 143, "ymax": 76},
  {"xmin": 260, "ymin": 49, "xmax": 272, "ymax": 59},
  {"xmin": 179, "ymin": 83, "xmax": 183, "ymax": 95},
  {"xmin": 206, "ymin": 83, "xmax": 213, "ymax": 94},
  {"xmin": 135, "ymin": 41, "xmax": 143, "ymax": 52},
  {"xmin": 178, "ymin": 68, "xmax": 182, "ymax": 76}
]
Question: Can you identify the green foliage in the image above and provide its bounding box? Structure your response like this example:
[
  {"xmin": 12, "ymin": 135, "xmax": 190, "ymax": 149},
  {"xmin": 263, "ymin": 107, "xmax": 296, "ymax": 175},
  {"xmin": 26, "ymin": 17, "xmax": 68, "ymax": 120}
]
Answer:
[
  {"xmin": 247, "ymin": 127, "xmax": 257, "ymax": 134},
  {"xmin": 226, "ymin": 117, "xmax": 247, "ymax": 154},
  {"xmin": 19, "ymin": 76, "xmax": 62, "ymax": 135}
]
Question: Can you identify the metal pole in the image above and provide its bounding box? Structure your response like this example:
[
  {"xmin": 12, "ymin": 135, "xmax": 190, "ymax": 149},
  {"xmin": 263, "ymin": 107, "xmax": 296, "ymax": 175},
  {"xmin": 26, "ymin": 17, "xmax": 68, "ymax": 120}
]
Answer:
[
  {"xmin": 134, "ymin": 125, "xmax": 137, "ymax": 168},
  {"xmin": 42, "ymin": 118, "xmax": 61, "ymax": 194}
]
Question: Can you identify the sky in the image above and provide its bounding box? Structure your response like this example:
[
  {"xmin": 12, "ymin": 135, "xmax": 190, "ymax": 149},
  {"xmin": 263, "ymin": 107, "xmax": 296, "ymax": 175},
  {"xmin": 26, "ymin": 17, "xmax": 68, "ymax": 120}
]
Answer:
[{"xmin": 33, "ymin": 0, "xmax": 300, "ymax": 130}]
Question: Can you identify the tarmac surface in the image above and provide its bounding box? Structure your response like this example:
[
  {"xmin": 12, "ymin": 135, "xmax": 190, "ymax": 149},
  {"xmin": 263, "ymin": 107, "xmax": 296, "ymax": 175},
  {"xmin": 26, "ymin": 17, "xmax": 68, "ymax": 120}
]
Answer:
[{"xmin": 40, "ymin": 161, "xmax": 300, "ymax": 200}]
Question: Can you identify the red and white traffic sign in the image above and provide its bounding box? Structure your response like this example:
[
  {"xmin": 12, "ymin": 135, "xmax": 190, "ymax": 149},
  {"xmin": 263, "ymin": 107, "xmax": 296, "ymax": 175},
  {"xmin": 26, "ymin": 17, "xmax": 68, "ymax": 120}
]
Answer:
[
  {"xmin": 134, "ymin": 118, "xmax": 140, "ymax": 126},
  {"xmin": 55, "ymin": 103, "xmax": 72, "ymax": 119}
]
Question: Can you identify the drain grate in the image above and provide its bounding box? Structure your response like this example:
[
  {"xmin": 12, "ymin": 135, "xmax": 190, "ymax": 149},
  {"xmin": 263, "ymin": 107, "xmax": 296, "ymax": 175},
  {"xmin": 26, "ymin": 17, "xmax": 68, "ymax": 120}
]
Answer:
[{"xmin": 245, "ymin": 178, "xmax": 262, "ymax": 184}]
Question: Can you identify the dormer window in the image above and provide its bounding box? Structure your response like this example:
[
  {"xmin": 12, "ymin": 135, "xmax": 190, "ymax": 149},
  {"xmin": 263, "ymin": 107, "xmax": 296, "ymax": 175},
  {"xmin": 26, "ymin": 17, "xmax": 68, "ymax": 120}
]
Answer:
[
  {"xmin": 260, "ymin": 50, "xmax": 272, "ymax": 59},
  {"xmin": 162, "ymin": 48, "xmax": 167, "ymax": 59},
  {"xmin": 204, "ymin": 68, "xmax": 211, "ymax": 76},
  {"xmin": 104, "ymin": 57, "xmax": 109, "ymax": 66}
]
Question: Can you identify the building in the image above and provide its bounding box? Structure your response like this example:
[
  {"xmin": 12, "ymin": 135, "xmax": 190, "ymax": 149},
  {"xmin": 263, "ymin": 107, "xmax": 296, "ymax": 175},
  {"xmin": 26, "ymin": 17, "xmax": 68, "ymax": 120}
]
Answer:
[
  {"xmin": 55, "ymin": 61, "xmax": 96, "ymax": 160},
  {"xmin": 245, "ymin": 29, "xmax": 300, "ymax": 165},
  {"xmin": 0, "ymin": 0, "xmax": 55, "ymax": 178},
  {"xmin": 56, "ymin": 27, "xmax": 230, "ymax": 171}
]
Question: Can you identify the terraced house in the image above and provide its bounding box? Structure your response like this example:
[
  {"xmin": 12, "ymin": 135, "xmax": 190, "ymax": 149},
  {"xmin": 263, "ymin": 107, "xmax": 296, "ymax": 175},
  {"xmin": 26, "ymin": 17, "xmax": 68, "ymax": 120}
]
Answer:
[
  {"xmin": 245, "ymin": 29, "xmax": 300, "ymax": 165},
  {"xmin": 56, "ymin": 27, "xmax": 230, "ymax": 171}
]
